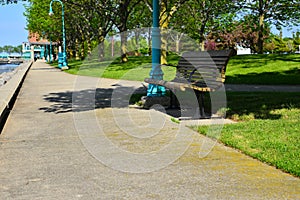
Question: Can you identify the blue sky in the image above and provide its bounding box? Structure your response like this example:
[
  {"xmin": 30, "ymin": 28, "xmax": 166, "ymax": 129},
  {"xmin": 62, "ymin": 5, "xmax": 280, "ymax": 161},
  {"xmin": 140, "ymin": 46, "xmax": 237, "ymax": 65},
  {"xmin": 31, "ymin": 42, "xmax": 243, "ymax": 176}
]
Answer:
[
  {"xmin": 0, "ymin": 3, "xmax": 299, "ymax": 47},
  {"xmin": 0, "ymin": 3, "xmax": 29, "ymax": 46}
]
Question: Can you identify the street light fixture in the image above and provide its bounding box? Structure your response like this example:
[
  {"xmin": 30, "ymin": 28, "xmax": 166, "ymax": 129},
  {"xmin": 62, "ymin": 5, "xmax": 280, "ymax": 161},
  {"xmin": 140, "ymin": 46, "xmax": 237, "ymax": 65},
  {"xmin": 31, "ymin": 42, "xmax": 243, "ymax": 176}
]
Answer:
[{"xmin": 49, "ymin": 0, "xmax": 68, "ymax": 70}]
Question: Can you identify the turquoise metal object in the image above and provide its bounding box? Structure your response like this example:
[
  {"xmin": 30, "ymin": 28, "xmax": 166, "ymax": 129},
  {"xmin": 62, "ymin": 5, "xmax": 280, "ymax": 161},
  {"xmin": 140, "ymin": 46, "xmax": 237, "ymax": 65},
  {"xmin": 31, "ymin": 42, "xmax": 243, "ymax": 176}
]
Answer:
[
  {"xmin": 49, "ymin": 0, "xmax": 68, "ymax": 68},
  {"xmin": 0, "ymin": 52, "xmax": 9, "ymax": 59},
  {"xmin": 147, "ymin": 0, "xmax": 166, "ymax": 97},
  {"xmin": 58, "ymin": 52, "xmax": 63, "ymax": 67},
  {"xmin": 40, "ymin": 47, "xmax": 45, "ymax": 59},
  {"xmin": 50, "ymin": 37, "xmax": 53, "ymax": 63},
  {"xmin": 44, "ymin": 46, "xmax": 48, "ymax": 62}
]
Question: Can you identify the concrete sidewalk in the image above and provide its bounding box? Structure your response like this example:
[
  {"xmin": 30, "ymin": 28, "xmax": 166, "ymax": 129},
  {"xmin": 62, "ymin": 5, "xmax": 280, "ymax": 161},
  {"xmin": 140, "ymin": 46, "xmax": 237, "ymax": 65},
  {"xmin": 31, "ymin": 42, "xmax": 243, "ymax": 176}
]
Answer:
[{"xmin": 0, "ymin": 61, "xmax": 299, "ymax": 199}]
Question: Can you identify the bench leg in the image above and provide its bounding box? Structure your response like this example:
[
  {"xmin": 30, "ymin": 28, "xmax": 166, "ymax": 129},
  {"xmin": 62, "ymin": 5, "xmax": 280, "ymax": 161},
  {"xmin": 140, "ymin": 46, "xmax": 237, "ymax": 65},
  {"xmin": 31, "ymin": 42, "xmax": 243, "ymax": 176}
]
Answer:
[
  {"xmin": 169, "ymin": 90, "xmax": 174, "ymax": 108},
  {"xmin": 200, "ymin": 92, "xmax": 205, "ymax": 117},
  {"xmin": 196, "ymin": 91, "xmax": 207, "ymax": 118},
  {"xmin": 169, "ymin": 90, "xmax": 179, "ymax": 109}
]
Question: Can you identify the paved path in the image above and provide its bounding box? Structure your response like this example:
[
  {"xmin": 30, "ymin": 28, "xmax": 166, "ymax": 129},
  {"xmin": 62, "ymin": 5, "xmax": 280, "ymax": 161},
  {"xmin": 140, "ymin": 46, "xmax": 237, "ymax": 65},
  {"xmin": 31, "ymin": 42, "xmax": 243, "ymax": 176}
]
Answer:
[{"xmin": 0, "ymin": 61, "xmax": 299, "ymax": 199}]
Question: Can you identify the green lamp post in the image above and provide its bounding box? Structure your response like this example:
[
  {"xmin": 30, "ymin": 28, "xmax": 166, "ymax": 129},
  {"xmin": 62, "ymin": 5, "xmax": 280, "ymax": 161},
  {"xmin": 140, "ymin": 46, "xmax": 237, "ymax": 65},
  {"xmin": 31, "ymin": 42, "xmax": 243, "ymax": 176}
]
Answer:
[{"xmin": 49, "ymin": 0, "xmax": 68, "ymax": 69}]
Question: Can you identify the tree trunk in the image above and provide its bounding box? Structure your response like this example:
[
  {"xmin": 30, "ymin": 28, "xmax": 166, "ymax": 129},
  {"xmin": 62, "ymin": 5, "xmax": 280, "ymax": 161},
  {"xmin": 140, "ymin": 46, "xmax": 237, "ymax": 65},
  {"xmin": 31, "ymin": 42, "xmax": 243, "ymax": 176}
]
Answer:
[
  {"xmin": 69, "ymin": 47, "xmax": 73, "ymax": 59},
  {"xmin": 199, "ymin": 21, "xmax": 207, "ymax": 51},
  {"xmin": 87, "ymin": 39, "xmax": 92, "ymax": 58},
  {"xmin": 159, "ymin": 3, "xmax": 177, "ymax": 65},
  {"xmin": 258, "ymin": 14, "xmax": 265, "ymax": 54},
  {"xmin": 134, "ymin": 29, "xmax": 140, "ymax": 56},
  {"xmin": 98, "ymin": 42, "xmax": 105, "ymax": 61},
  {"xmin": 160, "ymin": 32, "xmax": 168, "ymax": 65},
  {"xmin": 80, "ymin": 39, "xmax": 85, "ymax": 60},
  {"xmin": 258, "ymin": 0, "xmax": 265, "ymax": 54},
  {"xmin": 111, "ymin": 35, "xmax": 114, "ymax": 57},
  {"xmin": 176, "ymin": 40, "xmax": 180, "ymax": 53},
  {"xmin": 147, "ymin": 27, "xmax": 152, "ymax": 55},
  {"xmin": 98, "ymin": 36, "xmax": 105, "ymax": 61},
  {"xmin": 120, "ymin": 32, "xmax": 128, "ymax": 62},
  {"xmin": 75, "ymin": 38, "xmax": 80, "ymax": 60}
]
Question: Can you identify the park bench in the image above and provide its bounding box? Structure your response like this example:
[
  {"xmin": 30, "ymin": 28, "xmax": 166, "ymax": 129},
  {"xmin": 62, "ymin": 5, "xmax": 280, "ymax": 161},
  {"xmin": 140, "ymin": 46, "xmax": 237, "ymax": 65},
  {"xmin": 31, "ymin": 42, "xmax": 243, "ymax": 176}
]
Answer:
[{"xmin": 144, "ymin": 49, "xmax": 236, "ymax": 118}]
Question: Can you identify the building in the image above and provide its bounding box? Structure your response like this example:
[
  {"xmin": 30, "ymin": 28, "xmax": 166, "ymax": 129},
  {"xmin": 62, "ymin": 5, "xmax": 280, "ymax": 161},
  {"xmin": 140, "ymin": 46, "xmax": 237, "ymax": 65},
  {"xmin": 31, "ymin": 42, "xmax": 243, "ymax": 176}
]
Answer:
[
  {"xmin": 0, "ymin": 52, "xmax": 9, "ymax": 64},
  {"xmin": 22, "ymin": 32, "xmax": 57, "ymax": 61},
  {"xmin": 236, "ymin": 44, "xmax": 252, "ymax": 55},
  {"xmin": 0, "ymin": 52, "xmax": 23, "ymax": 65},
  {"xmin": 0, "ymin": 52, "xmax": 9, "ymax": 59}
]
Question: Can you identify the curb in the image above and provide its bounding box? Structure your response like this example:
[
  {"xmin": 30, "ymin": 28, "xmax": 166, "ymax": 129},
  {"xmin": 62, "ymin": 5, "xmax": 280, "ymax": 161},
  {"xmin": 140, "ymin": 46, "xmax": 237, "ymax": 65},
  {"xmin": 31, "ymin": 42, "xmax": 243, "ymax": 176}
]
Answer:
[{"xmin": 0, "ymin": 60, "xmax": 33, "ymax": 133}]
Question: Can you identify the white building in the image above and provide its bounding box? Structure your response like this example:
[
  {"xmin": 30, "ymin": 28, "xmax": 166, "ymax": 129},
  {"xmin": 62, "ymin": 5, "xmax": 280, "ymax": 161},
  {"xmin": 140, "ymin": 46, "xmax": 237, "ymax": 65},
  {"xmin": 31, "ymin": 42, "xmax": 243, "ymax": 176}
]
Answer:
[{"xmin": 236, "ymin": 45, "xmax": 252, "ymax": 55}]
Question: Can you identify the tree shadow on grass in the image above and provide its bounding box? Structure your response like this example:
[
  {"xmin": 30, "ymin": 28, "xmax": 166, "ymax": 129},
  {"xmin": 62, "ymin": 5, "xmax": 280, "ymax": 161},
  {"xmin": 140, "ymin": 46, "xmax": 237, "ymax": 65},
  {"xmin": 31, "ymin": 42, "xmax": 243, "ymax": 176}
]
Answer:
[
  {"xmin": 230, "ymin": 54, "xmax": 300, "ymax": 66},
  {"xmin": 225, "ymin": 92, "xmax": 300, "ymax": 120},
  {"xmin": 226, "ymin": 68, "xmax": 300, "ymax": 85},
  {"xmin": 159, "ymin": 91, "xmax": 300, "ymax": 120}
]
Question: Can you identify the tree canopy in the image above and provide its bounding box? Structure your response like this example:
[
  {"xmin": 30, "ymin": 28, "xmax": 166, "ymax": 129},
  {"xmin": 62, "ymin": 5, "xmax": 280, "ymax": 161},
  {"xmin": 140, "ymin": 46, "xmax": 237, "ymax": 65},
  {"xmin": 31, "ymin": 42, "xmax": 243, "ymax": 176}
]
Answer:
[
  {"xmin": 2, "ymin": 0, "xmax": 299, "ymax": 57},
  {"xmin": 237, "ymin": 0, "xmax": 300, "ymax": 53}
]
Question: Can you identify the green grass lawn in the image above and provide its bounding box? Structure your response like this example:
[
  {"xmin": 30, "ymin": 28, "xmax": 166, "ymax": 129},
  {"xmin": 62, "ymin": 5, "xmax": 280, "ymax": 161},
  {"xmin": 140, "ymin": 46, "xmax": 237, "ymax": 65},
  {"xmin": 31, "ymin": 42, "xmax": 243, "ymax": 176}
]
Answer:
[
  {"xmin": 226, "ymin": 54, "xmax": 300, "ymax": 85},
  {"xmin": 65, "ymin": 54, "xmax": 179, "ymax": 81},
  {"xmin": 193, "ymin": 92, "xmax": 300, "ymax": 177},
  {"xmin": 63, "ymin": 53, "xmax": 300, "ymax": 85}
]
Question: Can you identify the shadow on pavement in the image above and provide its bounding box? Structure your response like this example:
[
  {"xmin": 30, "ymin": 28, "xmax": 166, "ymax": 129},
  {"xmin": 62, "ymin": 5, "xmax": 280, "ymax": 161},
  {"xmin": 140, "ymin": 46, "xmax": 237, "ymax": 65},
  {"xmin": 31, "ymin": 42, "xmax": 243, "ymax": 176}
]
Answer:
[
  {"xmin": 39, "ymin": 86, "xmax": 136, "ymax": 114},
  {"xmin": 40, "ymin": 84, "xmax": 300, "ymax": 121},
  {"xmin": 39, "ymin": 85, "xmax": 185, "ymax": 118}
]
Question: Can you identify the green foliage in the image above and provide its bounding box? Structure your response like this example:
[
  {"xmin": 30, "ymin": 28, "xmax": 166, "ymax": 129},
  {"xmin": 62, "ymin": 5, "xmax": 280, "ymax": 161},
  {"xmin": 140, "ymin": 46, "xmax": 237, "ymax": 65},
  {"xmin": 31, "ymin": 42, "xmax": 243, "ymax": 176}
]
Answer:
[
  {"xmin": 208, "ymin": 14, "xmax": 272, "ymax": 52},
  {"xmin": 20, "ymin": 0, "xmax": 300, "ymax": 59},
  {"xmin": 237, "ymin": 0, "xmax": 300, "ymax": 53},
  {"xmin": 24, "ymin": 0, "xmax": 60, "ymax": 40},
  {"xmin": 0, "ymin": 45, "xmax": 22, "ymax": 53},
  {"xmin": 171, "ymin": 0, "xmax": 238, "ymax": 45}
]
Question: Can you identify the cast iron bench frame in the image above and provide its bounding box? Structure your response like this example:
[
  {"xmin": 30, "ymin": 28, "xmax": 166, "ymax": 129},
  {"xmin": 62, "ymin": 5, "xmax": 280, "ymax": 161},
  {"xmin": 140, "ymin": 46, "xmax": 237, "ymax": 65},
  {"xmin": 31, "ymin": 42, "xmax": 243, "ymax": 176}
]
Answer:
[{"xmin": 145, "ymin": 49, "xmax": 235, "ymax": 118}]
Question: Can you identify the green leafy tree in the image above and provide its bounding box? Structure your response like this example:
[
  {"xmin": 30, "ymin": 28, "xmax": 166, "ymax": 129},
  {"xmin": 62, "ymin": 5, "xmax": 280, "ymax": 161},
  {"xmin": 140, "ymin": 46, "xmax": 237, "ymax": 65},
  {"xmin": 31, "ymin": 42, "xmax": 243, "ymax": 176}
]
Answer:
[
  {"xmin": 0, "ymin": 45, "xmax": 21, "ymax": 53},
  {"xmin": 171, "ymin": 0, "xmax": 239, "ymax": 50},
  {"xmin": 24, "ymin": 0, "xmax": 115, "ymax": 60},
  {"xmin": 2, "ymin": 45, "xmax": 14, "ymax": 53},
  {"xmin": 24, "ymin": 0, "xmax": 61, "ymax": 42},
  {"xmin": 13, "ymin": 45, "xmax": 22, "ymax": 53},
  {"xmin": 264, "ymin": 34, "xmax": 277, "ymax": 53},
  {"xmin": 143, "ymin": 0, "xmax": 187, "ymax": 63},
  {"xmin": 237, "ymin": 0, "xmax": 300, "ymax": 54},
  {"xmin": 293, "ymin": 31, "xmax": 300, "ymax": 52},
  {"xmin": 109, "ymin": 0, "xmax": 143, "ymax": 62},
  {"xmin": 65, "ymin": 0, "xmax": 114, "ymax": 60},
  {"xmin": 207, "ymin": 15, "xmax": 271, "ymax": 53}
]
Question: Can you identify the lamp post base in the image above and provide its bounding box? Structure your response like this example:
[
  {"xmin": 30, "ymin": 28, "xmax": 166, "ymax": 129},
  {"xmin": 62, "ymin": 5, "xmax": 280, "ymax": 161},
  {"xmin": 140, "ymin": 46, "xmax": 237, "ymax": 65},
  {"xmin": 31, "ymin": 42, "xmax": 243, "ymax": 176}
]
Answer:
[
  {"xmin": 61, "ymin": 66, "xmax": 69, "ymax": 70},
  {"xmin": 147, "ymin": 84, "xmax": 166, "ymax": 97}
]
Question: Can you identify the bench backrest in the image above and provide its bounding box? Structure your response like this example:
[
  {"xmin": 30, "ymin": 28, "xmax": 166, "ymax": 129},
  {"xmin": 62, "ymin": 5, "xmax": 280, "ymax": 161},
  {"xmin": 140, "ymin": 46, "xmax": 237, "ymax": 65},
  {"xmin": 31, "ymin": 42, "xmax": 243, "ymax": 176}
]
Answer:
[{"xmin": 176, "ymin": 50, "xmax": 235, "ymax": 88}]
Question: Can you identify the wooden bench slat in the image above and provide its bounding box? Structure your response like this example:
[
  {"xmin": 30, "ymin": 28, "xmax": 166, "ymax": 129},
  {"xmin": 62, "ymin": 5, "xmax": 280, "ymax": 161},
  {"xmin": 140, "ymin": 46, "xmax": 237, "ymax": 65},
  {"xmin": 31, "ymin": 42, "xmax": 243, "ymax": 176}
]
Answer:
[{"xmin": 144, "ymin": 50, "xmax": 235, "ymax": 117}]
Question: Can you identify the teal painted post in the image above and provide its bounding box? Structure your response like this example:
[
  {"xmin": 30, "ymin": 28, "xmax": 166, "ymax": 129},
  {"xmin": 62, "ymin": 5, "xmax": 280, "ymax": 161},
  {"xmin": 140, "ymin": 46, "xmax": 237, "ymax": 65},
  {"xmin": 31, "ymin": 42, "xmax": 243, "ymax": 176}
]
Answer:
[
  {"xmin": 45, "ymin": 45, "xmax": 48, "ymax": 62},
  {"xmin": 147, "ymin": 0, "xmax": 166, "ymax": 96},
  {"xmin": 49, "ymin": 0, "xmax": 68, "ymax": 68},
  {"xmin": 49, "ymin": 37, "xmax": 53, "ymax": 63},
  {"xmin": 41, "ymin": 46, "xmax": 45, "ymax": 59}
]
